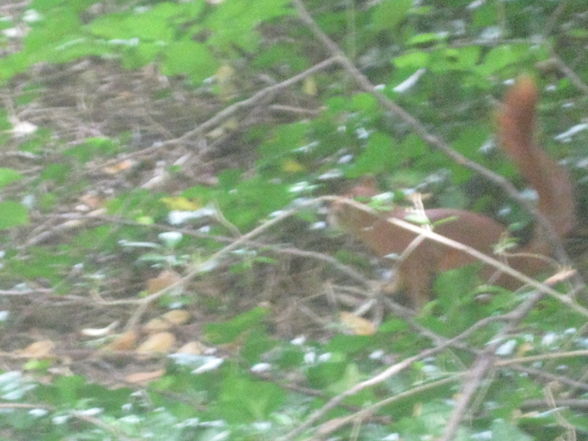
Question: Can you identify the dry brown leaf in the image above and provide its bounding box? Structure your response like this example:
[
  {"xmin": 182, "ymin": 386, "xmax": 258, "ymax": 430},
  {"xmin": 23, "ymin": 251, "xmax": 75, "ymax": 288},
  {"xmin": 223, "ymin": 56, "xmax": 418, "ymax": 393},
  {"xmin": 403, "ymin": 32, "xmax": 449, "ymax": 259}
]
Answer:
[
  {"xmin": 125, "ymin": 369, "xmax": 165, "ymax": 385},
  {"xmin": 143, "ymin": 310, "xmax": 190, "ymax": 333},
  {"xmin": 79, "ymin": 194, "xmax": 105, "ymax": 210},
  {"xmin": 339, "ymin": 312, "xmax": 377, "ymax": 336},
  {"xmin": 143, "ymin": 317, "xmax": 171, "ymax": 333},
  {"xmin": 19, "ymin": 340, "xmax": 55, "ymax": 358},
  {"xmin": 102, "ymin": 159, "xmax": 135, "ymax": 174},
  {"xmin": 146, "ymin": 270, "xmax": 182, "ymax": 294},
  {"xmin": 162, "ymin": 309, "xmax": 191, "ymax": 325},
  {"xmin": 103, "ymin": 330, "xmax": 138, "ymax": 351},
  {"xmin": 137, "ymin": 332, "xmax": 176, "ymax": 354},
  {"xmin": 177, "ymin": 341, "xmax": 207, "ymax": 355}
]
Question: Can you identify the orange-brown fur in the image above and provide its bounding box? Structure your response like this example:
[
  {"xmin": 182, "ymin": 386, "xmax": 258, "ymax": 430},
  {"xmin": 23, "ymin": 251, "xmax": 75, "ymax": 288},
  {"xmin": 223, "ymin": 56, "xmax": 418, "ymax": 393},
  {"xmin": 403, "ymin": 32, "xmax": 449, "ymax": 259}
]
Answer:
[{"xmin": 331, "ymin": 77, "xmax": 575, "ymax": 308}]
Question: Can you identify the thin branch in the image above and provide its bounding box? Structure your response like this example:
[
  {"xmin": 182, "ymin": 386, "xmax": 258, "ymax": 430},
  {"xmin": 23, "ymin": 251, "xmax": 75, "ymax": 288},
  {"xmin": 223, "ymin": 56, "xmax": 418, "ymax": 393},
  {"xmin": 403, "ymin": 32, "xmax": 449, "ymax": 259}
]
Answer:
[
  {"xmin": 437, "ymin": 289, "xmax": 545, "ymax": 441},
  {"xmin": 549, "ymin": 52, "xmax": 588, "ymax": 95},
  {"xmin": 522, "ymin": 398, "xmax": 588, "ymax": 410},
  {"xmin": 280, "ymin": 291, "xmax": 546, "ymax": 441},
  {"xmin": 97, "ymin": 56, "xmax": 339, "ymax": 168},
  {"xmin": 496, "ymin": 349, "xmax": 588, "ymax": 366},
  {"xmin": 292, "ymin": 0, "xmax": 581, "ymax": 287},
  {"xmin": 331, "ymin": 196, "xmax": 587, "ymax": 317},
  {"xmin": 314, "ymin": 376, "xmax": 458, "ymax": 439}
]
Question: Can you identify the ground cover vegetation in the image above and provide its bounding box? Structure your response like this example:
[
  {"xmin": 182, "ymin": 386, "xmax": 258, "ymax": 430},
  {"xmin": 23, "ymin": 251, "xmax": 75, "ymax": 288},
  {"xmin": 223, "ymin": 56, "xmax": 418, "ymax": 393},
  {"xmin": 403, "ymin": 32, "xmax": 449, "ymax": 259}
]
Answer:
[{"xmin": 0, "ymin": 0, "xmax": 587, "ymax": 440}]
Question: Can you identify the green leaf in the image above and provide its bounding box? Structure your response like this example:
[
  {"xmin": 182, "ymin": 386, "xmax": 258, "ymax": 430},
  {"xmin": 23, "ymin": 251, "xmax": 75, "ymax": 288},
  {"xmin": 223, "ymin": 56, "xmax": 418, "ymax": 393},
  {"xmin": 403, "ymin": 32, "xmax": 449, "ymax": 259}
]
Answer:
[
  {"xmin": 477, "ymin": 44, "xmax": 531, "ymax": 75},
  {"xmin": 41, "ymin": 164, "xmax": 71, "ymax": 183},
  {"xmin": 345, "ymin": 132, "xmax": 399, "ymax": 177},
  {"xmin": 0, "ymin": 168, "xmax": 23, "ymax": 188},
  {"xmin": 307, "ymin": 360, "xmax": 348, "ymax": 389},
  {"xmin": 210, "ymin": 175, "xmax": 291, "ymax": 229},
  {"xmin": 121, "ymin": 42, "xmax": 161, "ymax": 68},
  {"xmin": 204, "ymin": 0, "xmax": 292, "ymax": 51},
  {"xmin": 63, "ymin": 137, "xmax": 118, "ymax": 163},
  {"xmin": 89, "ymin": 11, "xmax": 173, "ymax": 42},
  {"xmin": 489, "ymin": 419, "xmax": 533, "ymax": 441},
  {"xmin": 217, "ymin": 373, "xmax": 285, "ymax": 423},
  {"xmin": 161, "ymin": 40, "xmax": 218, "ymax": 82},
  {"xmin": 407, "ymin": 32, "xmax": 448, "ymax": 46},
  {"xmin": 325, "ymin": 334, "xmax": 379, "ymax": 354},
  {"xmin": 0, "ymin": 201, "xmax": 28, "ymax": 230},
  {"xmin": 393, "ymin": 50, "xmax": 430, "ymax": 69},
  {"xmin": 371, "ymin": 0, "xmax": 412, "ymax": 32},
  {"xmin": 205, "ymin": 306, "xmax": 269, "ymax": 344},
  {"xmin": 24, "ymin": 9, "xmax": 81, "ymax": 52}
]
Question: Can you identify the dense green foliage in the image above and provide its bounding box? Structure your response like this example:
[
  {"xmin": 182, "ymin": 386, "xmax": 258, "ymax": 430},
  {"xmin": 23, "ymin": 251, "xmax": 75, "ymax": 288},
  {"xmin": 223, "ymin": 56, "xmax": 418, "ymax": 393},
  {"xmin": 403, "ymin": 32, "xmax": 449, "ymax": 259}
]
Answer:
[{"xmin": 1, "ymin": 0, "xmax": 587, "ymax": 440}]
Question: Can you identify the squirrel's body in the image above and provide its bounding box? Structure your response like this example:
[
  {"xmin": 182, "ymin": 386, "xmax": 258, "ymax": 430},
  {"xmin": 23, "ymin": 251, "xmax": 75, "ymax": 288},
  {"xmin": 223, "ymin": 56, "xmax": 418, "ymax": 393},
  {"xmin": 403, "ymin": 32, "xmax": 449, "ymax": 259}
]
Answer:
[{"xmin": 331, "ymin": 77, "xmax": 575, "ymax": 308}]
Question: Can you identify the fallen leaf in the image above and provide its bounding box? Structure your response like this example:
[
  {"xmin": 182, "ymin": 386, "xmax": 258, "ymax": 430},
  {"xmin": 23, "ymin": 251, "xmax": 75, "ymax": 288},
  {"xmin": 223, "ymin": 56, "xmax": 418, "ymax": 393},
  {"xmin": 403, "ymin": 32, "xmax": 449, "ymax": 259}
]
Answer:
[
  {"xmin": 103, "ymin": 330, "xmax": 138, "ymax": 351},
  {"xmin": 339, "ymin": 312, "xmax": 377, "ymax": 336},
  {"xmin": 160, "ymin": 196, "xmax": 199, "ymax": 211},
  {"xmin": 143, "ymin": 317, "xmax": 171, "ymax": 333},
  {"xmin": 177, "ymin": 341, "xmax": 207, "ymax": 355},
  {"xmin": 303, "ymin": 76, "xmax": 317, "ymax": 96},
  {"xmin": 137, "ymin": 332, "xmax": 176, "ymax": 354},
  {"xmin": 125, "ymin": 369, "xmax": 165, "ymax": 385},
  {"xmin": 162, "ymin": 309, "xmax": 191, "ymax": 325},
  {"xmin": 144, "ymin": 309, "xmax": 190, "ymax": 333},
  {"xmin": 79, "ymin": 194, "xmax": 105, "ymax": 210},
  {"xmin": 19, "ymin": 340, "xmax": 55, "ymax": 358},
  {"xmin": 146, "ymin": 270, "xmax": 182, "ymax": 294},
  {"xmin": 102, "ymin": 159, "xmax": 135, "ymax": 174},
  {"xmin": 281, "ymin": 158, "xmax": 306, "ymax": 173}
]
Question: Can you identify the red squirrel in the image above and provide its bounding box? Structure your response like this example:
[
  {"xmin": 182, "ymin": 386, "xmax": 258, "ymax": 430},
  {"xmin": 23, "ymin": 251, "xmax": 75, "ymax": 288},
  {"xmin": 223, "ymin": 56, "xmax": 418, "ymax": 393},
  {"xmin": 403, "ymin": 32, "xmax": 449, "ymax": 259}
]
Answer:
[{"xmin": 331, "ymin": 76, "xmax": 576, "ymax": 308}]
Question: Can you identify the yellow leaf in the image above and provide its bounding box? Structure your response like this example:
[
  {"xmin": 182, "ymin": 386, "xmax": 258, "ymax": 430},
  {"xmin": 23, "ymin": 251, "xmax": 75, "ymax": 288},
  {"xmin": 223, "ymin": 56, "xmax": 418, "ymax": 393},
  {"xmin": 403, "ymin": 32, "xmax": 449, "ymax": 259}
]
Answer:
[
  {"xmin": 282, "ymin": 158, "xmax": 306, "ymax": 173},
  {"xmin": 161, "ymin": 197, "xmax": 200, "ymax": 211},
  {"xmin": 516, "ymin": 342, "xmax": 534, "ymax": 357},
  {"xmin": 339, "ymin": 312, "xmax": 377, "ymax": 336},
  {"xmin": 216, "ymin": 64, "xmax": 235, "ymax": 83},
  {"xmin": 303, "ymin": 76, "xmax": 318, "ymax": 96},
  {"xmin": 216, "ymin": 65, "xmax": 235, "ymax": 95}
]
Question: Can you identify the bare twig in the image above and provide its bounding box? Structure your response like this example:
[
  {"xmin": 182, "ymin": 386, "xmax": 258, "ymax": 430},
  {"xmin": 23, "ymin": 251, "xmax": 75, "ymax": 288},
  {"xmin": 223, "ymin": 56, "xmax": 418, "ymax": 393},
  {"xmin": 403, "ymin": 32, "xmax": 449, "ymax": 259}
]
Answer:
[
  {"xmin": 332, "ymin": 196, "xmax": 587, "ymax": 317},
  {"xmin": 313, "ymin": 376, "xmax": 458, "ymax": 439},
  {"xmin": 97, "ymin": 56, "xmax": 339, "ymax": 168},
  {"xmin": 437, "ymin": 289, "xmax": 545, "ymax": 441},
  {"xmin": 291, "ymin": 0, "xmax": 582, "ymax": 289},
  {"xmin": 549, "ymin": 52, "xmax": 588, "ymax": 95},
  {"xmin": 496, "ymin": 349, "xmax": 588, "ymax": 366}
]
